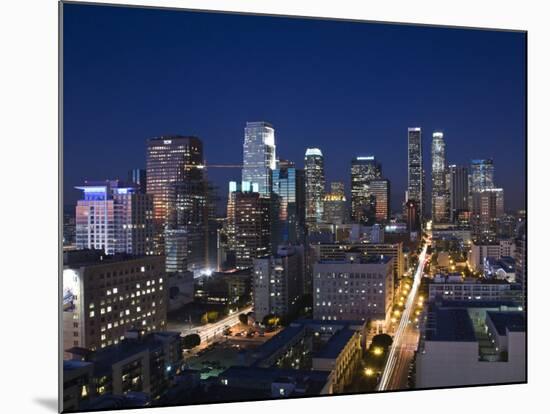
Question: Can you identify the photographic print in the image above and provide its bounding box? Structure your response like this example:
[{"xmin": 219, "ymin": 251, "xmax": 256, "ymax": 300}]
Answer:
[{"xmin": 60, "ymin": 2, "xmax": 527, "ymax": 412}]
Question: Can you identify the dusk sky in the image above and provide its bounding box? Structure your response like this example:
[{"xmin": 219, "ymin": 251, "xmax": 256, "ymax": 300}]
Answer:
[{"xmin": 63, "ymin": 3, "xmax": 526, "ymax": 212}]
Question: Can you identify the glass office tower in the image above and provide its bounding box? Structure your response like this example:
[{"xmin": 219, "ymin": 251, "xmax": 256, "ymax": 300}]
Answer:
[
  {"xmin": 242, "ymin": 121, "xmax": 276, "ymax": 197},
  {"xmin": 470, "ymin": 159, "xmax": 495, "ymax": 193},
  {"xmin": 272, "ymin": 160, "xmax": 305, "ymax": 244}
]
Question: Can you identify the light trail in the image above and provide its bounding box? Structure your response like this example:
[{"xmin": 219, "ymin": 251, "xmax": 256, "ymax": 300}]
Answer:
[
  {"xmin": 377, "ymin": 244, "xmax": 428, "ymax": 391},
  {"xmin": 183, "ymin": 305, "xmax": 253, "ymax": 343}
]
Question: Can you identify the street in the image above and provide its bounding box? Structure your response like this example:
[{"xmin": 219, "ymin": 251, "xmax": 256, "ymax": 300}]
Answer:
[{"xmin": 377, "ymin": 242, "xmax": 428, "ymax": 391}]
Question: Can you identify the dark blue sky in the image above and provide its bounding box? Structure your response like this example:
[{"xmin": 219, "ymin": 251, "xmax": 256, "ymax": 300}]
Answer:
[{"xmin": 63, "ymin": 3, "xmax": 526, "ymax": 213}]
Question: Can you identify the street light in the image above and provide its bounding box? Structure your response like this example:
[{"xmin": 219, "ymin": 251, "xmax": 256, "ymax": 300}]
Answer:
[
  {"xmin": 365, "ymin": 368, "xmax": 375, "ymax": 376},
  {"xmin": 373, "ymin": 347, "xmax": 383, "ymax": 356}
]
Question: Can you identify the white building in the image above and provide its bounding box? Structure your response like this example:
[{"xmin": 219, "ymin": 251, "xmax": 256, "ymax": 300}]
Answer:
[
  {"xmin": 416, "ymin": 306, "xmax": 525, "ymax": 388},
  {"xmin": 313, "ymin": 253, "xmax": 393, "ymax": 328},
  {"xmin": 468, "ymin": 239, "xmax": 516, "ymax": 272},
  {"xmin": 429, "ymin": 274, "xmax": 513, "ymax": 302}
]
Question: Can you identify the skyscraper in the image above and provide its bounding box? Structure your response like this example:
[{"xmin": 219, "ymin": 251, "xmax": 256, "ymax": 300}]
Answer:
[
  {"xmin": 146, "ymin": 136, "xmax": 205, "ymax": 254},
  {"xmin": 304, "ymin": 148, "xmax": 325, "ymax": 227},
  {"xmin": 127, "ymin": 168, "xmax": 147, "ymax": 193},
  {"xmin": 431, "ymin": 131, "xmax": 449, "ymax": 223},
  {"xmin": 233, "ymin": 190, "xmax": 271, "ymax": 269},
  {"xmin": 75, "ymin": 180, "xmax": 153, "ymax": 256},
  {"xmin": 272, "ymin": 160, "xmax": 305, "ymax": 244},
  {"xmin": 351, "ymin": 156, "xmax": 382, "ymax": 224},
  {"xmin": 242, "ymin": 121, "xmax": 276, "ymax": 197},
  {"xmin": 407, "ymin": 127, "xmax": 425, "ymax": 223},
  {"xmin": 470, "ymin": 159, "xmax": 495, "ymax": 193},
  {"xmin": 369, "ymin": 178, "xmax": 391, "ymax": 223},
  {"xmin": 323, "ymin": 181, "xmax": 347, "ymax": 225},
  {"xmin": 405, "ymin": 199, "xmax": 420, "ymax": 233},
  {"xmin": 449, "ymin": 165, "xmax": 469, "ymax": 223}
]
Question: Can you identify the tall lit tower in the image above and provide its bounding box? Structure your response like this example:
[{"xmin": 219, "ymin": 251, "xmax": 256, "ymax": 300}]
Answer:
[
  {"xmin": 407, "ymin": 127, "xmax": 424, "ymax": 223},
  {"xmin": 431, "ymin": 131, "xmax": 448, "ymax": 223},
  {"xmin": 470, "ymin": 159, "xmax": 495, "ymax": 193},
  {"xmin": 242, "ymin": 121, "xmax": 276, "ymax": 197},
  {"xmin": 146, "ymin": 136, "xmax": 205, "ymax": 255},
  {"xmin": 351, "ymin": 156, "xmax": 382, "ymax": 224},
  {"xmin": 448, "ymin": 164, "xmax": 469, "ymax": 222},
  {"xmin": 304, "ymin": 148, "xmax": 325, "ymax": 227}
]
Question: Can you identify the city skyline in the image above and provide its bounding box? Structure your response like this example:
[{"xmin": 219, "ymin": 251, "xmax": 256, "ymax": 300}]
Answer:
[{"xmin": 63, "ymin": 4, "xmax": 526, "ymax": 212}]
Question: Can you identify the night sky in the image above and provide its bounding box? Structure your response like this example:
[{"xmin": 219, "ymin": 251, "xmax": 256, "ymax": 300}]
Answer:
[{"xmin": 63, "ymin": 3, "xmax": 526, "ymax": 213}]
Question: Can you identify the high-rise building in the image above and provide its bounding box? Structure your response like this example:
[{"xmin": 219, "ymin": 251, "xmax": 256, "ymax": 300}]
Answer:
[
  {"xmin": 128, "ymin": 168, "xmax": 147, "ymax": 193},
  {"xmin": 470, "ymin": 159, "xmax": 495, "ymax": 193},
  {"xmin": 313, "ymin": 254, "xmax": 394, "ymax": 326},
  {"xmin": 62, "ymin": 250, "xmax": 167, "ymax": 357},
  {"xmin": 431, "ymin": 132, "xmax": 449, "ymax": 223},
  {"xmin": 351, "ymin": 156, "xmax": 382, "ymax": 224},
  {"xmin": 233, "ymin": 190, "xmax": 272, "ymax": 269},
  {"xmin": 164, "ymin": 228, "xmax": 188, "ymax": 273},
  {"xmin": 146, "ymin": 136, "xmax": 204, "ymax": 254},
  {"xmin": 515, "ymin": 227, "xmax": 526, "ymax": 309},
  {"xmin": 75, "ymin": 181, "xmax": 153, "ymax": 256},
  {"xmin": 242, "ymin": 121, "xmax": 276, "ymax": 197},
  {"xmin": 323, "ymin": 182, "xmax": 347, "ymax": 225},
  {"xmin": 253, "ymin": 245, "xmax": 303, "ymax": 321},
  {"xmin": 472, "ymin": 188, "xmax": 505, "ymax": 239},
  {"xmin": 369, "ymin": 178, "xmax": 391, "ymax": 223},
  {"xmin": 407, "ymin": 127, "xmax": 425, "ymax": 222},
  {"xmin": 448, "ymin": 165, "xmax": 469, "ymax": 223},
  {"xmin": 304, "ymin": 148, "xmax": 326, "ymax": 227},
  {"xmin": 272, "ymin": 160, "xmax": 305, "ymax": 244}
]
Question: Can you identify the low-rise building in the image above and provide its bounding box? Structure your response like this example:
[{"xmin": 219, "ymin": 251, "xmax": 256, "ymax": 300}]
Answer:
[
  {"xmin": 428, "ymin": 274, "xmax": 517, "ymax": 303},
  {"xmin": 469, "ymin": 239, "xmax": 516, "ymax": 272},
  {"xmin": 416, "ymin": 302, "xmax": 525, "ymax": 388}
]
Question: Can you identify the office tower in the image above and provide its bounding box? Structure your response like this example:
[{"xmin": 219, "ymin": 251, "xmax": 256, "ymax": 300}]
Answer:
[
  {"xmin": 242, "ymin": 121, "xmax": 276, "ymax": 196},
  {"xmin": 470, "ymin": 159, "xmax": 495, "ymax": 193},
  {"xmin": 75, "ymin": 180, "xmax": 153, "ymax": 256},
  {"xmin": 323, "ymin": 181, "xmax": 347, "ymax": 225},
  {"xmin": 313, "ymin": 254, "xmax": 393, "ymax": 325},
  {"xmin": 431, "ymin": 131, "xmax": 449, "ymax": 223},
  {"xmin": 63, "ymin": 206, "xmax": 76, "ymax": 247},
  {"xmin": 146, "ymin": 136, "xmax": 204, "ymax": 254},
  {"xmin": 272, "ymin": 160, "xmax": 306, "ymax": 244},
  {"xmin": 253, "ymin": 245, "xmax": 303, "ymax": 321},
  {"xmin": 448, "ymin": 165, "xmax": 469, "ymax": 222},
  {"xmin": 407, "ymin": 127, "xmax": 425, "ymax": 222},
  {"xmin": 351, "ymin": 156, "xmax": 382, "ymax": 224},
  {"xmin": 405, "ymin": 199, "xmax": 420, "ymax": 233},
  {"xmin": 472, "ymin": 189, "xmax": 504, "ymax": 239},
  {"xmin": 62, "ymin": 250, "xmax": 167, "ymax": 357},
  {"xmin": 128, "ymin": 168, "xmax": 146, "ymax": 193},
  {"xmin": 233, "ymin": 190, "xmax": 271, "ymax": 269},
  {"xmin": 369, "ymin": 178, "xmax": 391, "ymax": 223},
  {"xmin": 304, "ymin": 148, "xmax": 326, "ymax": 227},
  {"xmin": 164, "ymin": 228, "xmax": 188, "ymax": 273}
]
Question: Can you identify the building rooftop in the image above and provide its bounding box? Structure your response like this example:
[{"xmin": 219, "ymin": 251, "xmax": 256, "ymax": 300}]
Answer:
[
  {"xmin": 63, "ymin": 249, "xmax": 162, "ymax": 267},
  {"xmin": 425, "ymin": 308, "xmax": 477, "ymax": 342},
  {"xmin": 317, "ymin": 255, "xmax": 393, "ymax": 265},
  {"xmin": 251, "ymin": 325, "xmax": 305, "ymax": 366},
  {"xmin": 313, "ymin": 328, "xmax": 356, "ymax": 359},
  {"xmin": 487, "ymin": 311, "xmax": 526, "ymax": 335}
]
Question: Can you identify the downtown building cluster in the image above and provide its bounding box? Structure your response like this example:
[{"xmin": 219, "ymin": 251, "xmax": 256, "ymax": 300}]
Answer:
[{"xmin": 62, "ymin": 121, "xmax": 526, "ymax": 409}]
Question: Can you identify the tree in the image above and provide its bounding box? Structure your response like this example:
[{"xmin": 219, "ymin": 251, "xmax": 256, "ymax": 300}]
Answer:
[
  {"xmin": 238, "ymin": 313, "xmax": 248, "ymax": 325},
  {"xmin": 262, "ymin": 314, "xmax": 280, "ymax": 327},
  {"xmin": 371, "ymin": 333, "xmax": 393, "ymax": 350},
  {"xmin": 207, "ymin": 311, "xmax": 219, "ymax": 323},
  {"xmin": 182, "ymin": 334, "xmax": 201, "ymax": 349}
]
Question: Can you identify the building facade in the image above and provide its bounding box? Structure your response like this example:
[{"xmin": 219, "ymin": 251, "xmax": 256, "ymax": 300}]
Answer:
[
  {"xmin": 431, "ymin": 131, "xmax": 449, "ymax": 223},
  {"xmin": 63, "ymin": 251, "xmax": 168, "ymax": 357},
  {"xmin": 407, "ymin": 127, "xmax": 425, "ymax": 222},
  {"xmin": 75, "ymin": 181, "xmax": 154, "ymax": 256},
  {"xmin": 313, "ymin": 254, "xmax": 393, "ymax": 326},
  {"xmin": 146, "ymin": 136, "xmax": 204, "ymax": 254},
  {"xmin": 305, "ymin": 148, "xmax": 326, "ymax": 227},
  {"xmin": 448, "ymin": 164, "xmax": 469, "ymax": 223},
  {"xmin": 253, "ymin": 245, "xmax": 304, "ymax": 321},
  {"xmin": 351, "ymin": 156, "xmax": 382, "ymax": 224},
  {"xmin": 242, "ymin": 121, "xmax": 276, "ymax": 197},
  {"xmin": 272, "ymin": 160, "xmax": 305, "ymax": 244}
]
